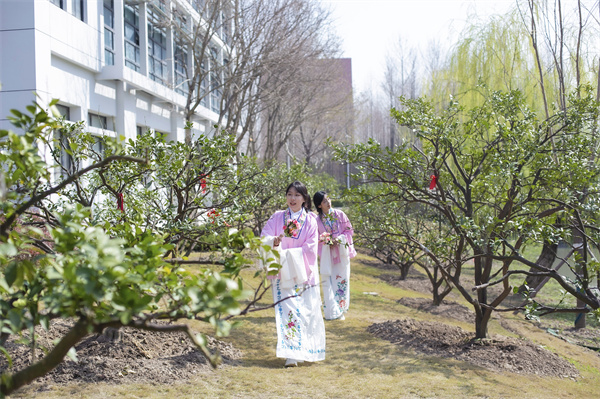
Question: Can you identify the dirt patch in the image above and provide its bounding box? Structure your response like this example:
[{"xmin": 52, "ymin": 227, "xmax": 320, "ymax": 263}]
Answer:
[
  {"xmin": 381, "ymin": 273, "xmax": 433, "ymax": 295},
  {"xmin": 368, "ymin": 318, "xmax": 579, "ymax": 378},
  {"xmin": 0, "ymin": 320, "xmax": 241, "ymax": 386},
  {"xmin": 397, "ymin": 296, "xmax": 474, "ymax": 324}
]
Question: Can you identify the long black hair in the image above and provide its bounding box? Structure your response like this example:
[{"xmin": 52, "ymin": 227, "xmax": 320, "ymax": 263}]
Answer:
[
  {"xmin": 286, "ymin": 181, "xmax": 312, "ymax": 211},
  {"xmin": 313, "ymin": 190, "xmax": 327, "ymax": 216}
]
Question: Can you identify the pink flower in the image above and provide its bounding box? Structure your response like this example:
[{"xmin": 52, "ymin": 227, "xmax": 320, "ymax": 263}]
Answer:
[{"xmin": 284, "ymin": 219, "xmax": 300, "ymax": 238}]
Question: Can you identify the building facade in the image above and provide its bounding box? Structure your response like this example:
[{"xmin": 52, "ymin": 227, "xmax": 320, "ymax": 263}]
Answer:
[{"xmin": 0, "ymin": 0, "xmax": 227, "ymax": 143}]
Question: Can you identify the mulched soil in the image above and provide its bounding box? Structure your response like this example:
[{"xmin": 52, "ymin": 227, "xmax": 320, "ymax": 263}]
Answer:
[
  {"xmin": 2, "ymin": 255, "xmax": 599, "ymax": 388},
  {"xmin": 397, "ymin": 296, "xmax": 474, "ymax": 324},
  {"xmin": 367, "ymin": 318, "xmax": 579, "ymax": 378},
  {"xmin": 0, "ymin": 320, "xmax": 241, "ymax": 387},
  {"xmin": 369, "ymin": 257, "xmax": 600, "ymax": 379}
]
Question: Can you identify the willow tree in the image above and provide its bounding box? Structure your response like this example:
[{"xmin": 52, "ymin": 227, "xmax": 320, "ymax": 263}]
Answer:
[
  {"xmin": 413, "ymin": 0, "xmax": 600, "ymax": 327},
  {"xmin": 423, "ymin": 1, "xmax": 600, "ymax": 111}
]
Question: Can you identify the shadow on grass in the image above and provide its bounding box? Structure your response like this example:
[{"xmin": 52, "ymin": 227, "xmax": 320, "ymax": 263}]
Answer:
[{"xmin": 225, "ymin": 291, "xmax": 513, "ymax": 395}]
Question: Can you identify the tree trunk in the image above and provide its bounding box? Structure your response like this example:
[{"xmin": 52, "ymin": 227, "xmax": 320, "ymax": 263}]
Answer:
[
  {"xmin": 573, "ymin": 225, "xmax": 587, "ymax": 329},
  {"xmin": 1, "ymin": 318, "xmax": 91, "ymax": 396},
  {"xmin": 399, "ymin": 261, "xmax": 411, "ymax": 280},
  {"xmin": 474, "ymin": 306, "xmax": 491, "ymax": 338},
  {"xmin": 518, "ymin": 240, "xmax": 558, "ymax": 293}
]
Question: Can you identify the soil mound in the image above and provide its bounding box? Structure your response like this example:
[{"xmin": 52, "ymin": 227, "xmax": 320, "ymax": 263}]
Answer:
[
  {"xmin": 0, "ymin": 320, "xmax": 241, "ymax": 386},
  {"xmin": 397, "ymin": 296, "xmax": 474, "ymax": 324},
  {"xmin": 368, "ymin": 318, "xmax": 579, "ymax": 378}
]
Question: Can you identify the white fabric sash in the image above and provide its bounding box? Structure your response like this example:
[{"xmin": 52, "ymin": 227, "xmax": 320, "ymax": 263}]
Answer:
[
  {"xmin": 321, "ymin": 235, "xmax": 350, "ymax": 276},
  {"xmin": 279, "ymin": 247, "xmax": 307, "ymax": 288},
  {"xmin": 320, "ymin": 244, "xmax": 332, "ymax": 276},
  {"xmin": 338, "ymin": 235, "xmax": 349, "ymax": 263},
  {"xmin": 261, "ymin": 236, "xmax": 307, "ymax": 288}
]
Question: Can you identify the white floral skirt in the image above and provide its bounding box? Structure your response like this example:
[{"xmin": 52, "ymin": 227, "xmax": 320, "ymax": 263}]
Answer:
[
  {"xmin": 321, "ymin": 261, "xmax": 350, "ymax": 320},
  {"xmin": 272, "ymin": 279, "xmax": 326, "ymax": 362}
]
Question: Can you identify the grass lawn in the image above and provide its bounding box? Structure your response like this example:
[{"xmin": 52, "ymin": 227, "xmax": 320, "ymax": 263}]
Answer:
[{"xmin": 11, "ymin": 253, "xmax": 600, "ymax": 399}]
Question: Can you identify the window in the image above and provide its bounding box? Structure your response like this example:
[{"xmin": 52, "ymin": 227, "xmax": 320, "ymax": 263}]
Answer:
[
  {"xmin": 200, "ymin": 56, "xmax": 208, "ymax": 107},
  {"xmin": 192, "ymin": 0, "xmax": 206, "ymax": 15},
  {"xmin": 59, "ymin": 132, "xmax": 74, "ymax": 175},
  {"xmin": 124, "ymin": 3, "xmax": 140, "ymax": 72},
  {"xmin": 71, "ymin": 0, "xmax": 84, "ymax": 21},
  {"xmin": 155, "ymin": 0, "xmax": 167, "ymax": 13},
  {"xmin": 174, "ymin": 44, "xmax": 188, "ymax": 96},
  {"xmin": 136, "ymin": 125, "xmax": 144, "ymax": 137},
  {"xmin": 50, "ymin": 0, "xmax": 63, "ymax": 8},
  {"xmin": 210, "ymin": 70, "xmax": 221, "ymax": 113},
  {"xmin": 147, "ymin": 5, "xmax": 167, "ymax": 85},
  {"xmin": 54, "ymin": 104, "xmax": 70, "ymax": 120},
  {"xmin": 104, "ymin": 0, "xmax": 115, "ymax": 65},
  {"xmin": 209, "ymin": 48, "xmax": 221, "ymax": 113},
  {"xmin": 174, "ymin": 9, "xmax": 190, "ymax": 36},
  {"xmin": 92, "ymin": 136, "xmax": 105, "ymax": 159},
  {"xmin": 88, "ymin": 112, "xmax": 108, "ymax": 129},
  {"xmin": 221, "ymin": 12, "xmax": 230, "ymax": 45}
]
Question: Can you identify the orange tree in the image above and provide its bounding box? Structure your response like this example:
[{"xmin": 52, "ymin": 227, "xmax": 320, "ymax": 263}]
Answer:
[{"xmin": 334, "ymin": 86, "xmax": 600, "ymax": 338}]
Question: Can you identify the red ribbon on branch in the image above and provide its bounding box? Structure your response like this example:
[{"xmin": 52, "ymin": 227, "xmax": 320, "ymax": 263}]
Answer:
[
  {"xmin": 198, "ymin": 173, "xmax": 209, "ymax": 194},
  {"xmin": 117, "ymin": 192, "xmax": 124, "ymax": 212},
  {"xmin": 429, "ymin": 174, "xmax": 437, "ymax": 190}
]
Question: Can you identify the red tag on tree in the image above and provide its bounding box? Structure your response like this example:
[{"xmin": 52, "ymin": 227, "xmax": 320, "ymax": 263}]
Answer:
[
  {"xmin": 429, "ymin": 175, "xmax": 437, "ymax": 190},
  {"xmin": 117, "ymin": 192, "xmax": 124, "ymax": 212}
]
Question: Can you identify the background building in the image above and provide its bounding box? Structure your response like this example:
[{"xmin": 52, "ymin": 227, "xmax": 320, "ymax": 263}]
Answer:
[{"xmin": 0, "ymin": 0, "xmax": 227, "ymax": 142}]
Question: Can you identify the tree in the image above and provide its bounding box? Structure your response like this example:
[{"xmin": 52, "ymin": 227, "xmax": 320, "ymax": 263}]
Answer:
[
  {"xmin": 335, "ymin": 86, "xmax": 600, "ymax": 338},
  {"xmin": 0, "ymin": 101, "xmax": 278, "ymax": 396},
  {"xmin": 171, "ymin": 0, "xmax": 344, "ymax": 161}
]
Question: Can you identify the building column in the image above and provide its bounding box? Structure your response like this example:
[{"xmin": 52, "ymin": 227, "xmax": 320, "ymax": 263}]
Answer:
[{"xmin": 115, "ymin": 80, "xmax": 126, "ymax": 137}]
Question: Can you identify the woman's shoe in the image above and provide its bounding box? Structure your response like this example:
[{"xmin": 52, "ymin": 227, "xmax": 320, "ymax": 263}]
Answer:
[{"xmin": 284, "ymin": 358, "xmax": 298, "ymax": 368}]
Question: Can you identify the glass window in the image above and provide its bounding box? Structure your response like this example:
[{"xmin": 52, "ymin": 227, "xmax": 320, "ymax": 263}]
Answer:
[
  {"xmin": 55, "ymin": 131, "xmax": 75, "ymax": 180},
  {"xmin": 104, "ymin": 0, "xmax": 115, "ymax": 65},
  {"xmin": 174, "ymin": 44, "xmax": 188, "ymax": 96},
  {"xmin": 192, "ymin": 0, "xmax": 205, "ymax": 14},
  {"xmin": 200, "ymin": 56, "xmax": 208, "ymax": 107},
  {"xmin": 104, "ymin": 0, "xmax": 114, "ymax": 27},
  {"xmin": 210, "ymin": 48, "xmax": 221, "ymax": 113},
  {"xmin": 124, "ymin": 3, "xmax": 140, "ymax": 72},
  {"xmin": 92, "ymin": 136, "xmax": 105, "ymax": 159},
  {"xmin": 88, "ymin": 113, "xmax": 108, "ymax": 129},
  {"xmin": 104, "ymin": 30, "xmax": 114, "ymax": 49},
  {"xmin": 50, "ymin": 0, "xmax": 63, "ymax": 8},
  {"xmin": 147, "ymin": 6, "xmax": 167, "ymax": 85},
  {"xmin": 221, "ymin": 12, "xmax": 230, "ymax": 45},
  {"xmin": 54, "ymin": 104, "xmax": 70, "ymax": 120},
  {"xmin": 71, "ymin": 0, "xmax": 84, "ymax": 21}
]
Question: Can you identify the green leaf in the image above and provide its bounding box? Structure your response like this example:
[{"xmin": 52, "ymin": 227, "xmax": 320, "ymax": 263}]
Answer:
[
  {"xmin": 66, "ymin": 347, "xmax": 78, "ymax": 362},
  {"xmin": 4, "ymin": 263, "xmax": 17, "ymax": 287},
  {"xmin": 0, "ymin": 346, "xmax": 13, "ymax": 368}
]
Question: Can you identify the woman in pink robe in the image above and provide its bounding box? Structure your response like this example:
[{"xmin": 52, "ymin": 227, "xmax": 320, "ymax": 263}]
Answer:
[
  {"xmin": 261, "ymin": 181, "xmax": 326, "ymax": 367},
  {"xmin": 313, "ymin": 191, "xmax": 356, "ymax": 320}
]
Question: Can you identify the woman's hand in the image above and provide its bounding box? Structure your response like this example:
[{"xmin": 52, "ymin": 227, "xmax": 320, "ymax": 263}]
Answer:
[{"xmin": 273, "ymin": 234, "xmax": 284, "ymax": 247}]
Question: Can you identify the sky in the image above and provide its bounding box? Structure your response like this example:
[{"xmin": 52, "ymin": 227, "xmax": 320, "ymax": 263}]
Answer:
[{"xmin": 321, "ymin": 0, "xmax": 515, "ymax": 95}]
